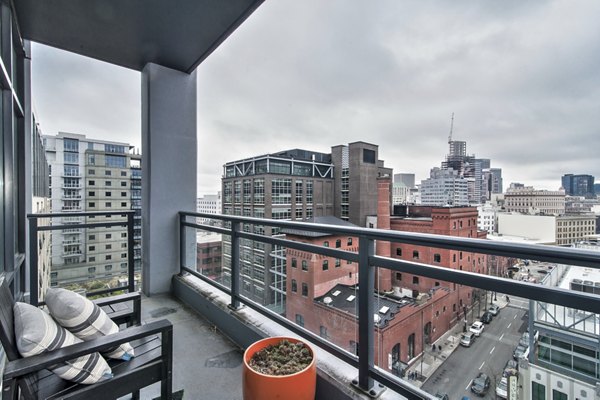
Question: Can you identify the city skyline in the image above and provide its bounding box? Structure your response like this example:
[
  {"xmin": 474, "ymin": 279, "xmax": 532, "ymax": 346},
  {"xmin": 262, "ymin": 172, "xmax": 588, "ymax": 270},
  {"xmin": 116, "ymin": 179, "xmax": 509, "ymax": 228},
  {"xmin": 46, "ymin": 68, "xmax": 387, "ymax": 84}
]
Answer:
[{"xmin": 30, "ymin": 1, "xmax": 600, "ymax": 195}]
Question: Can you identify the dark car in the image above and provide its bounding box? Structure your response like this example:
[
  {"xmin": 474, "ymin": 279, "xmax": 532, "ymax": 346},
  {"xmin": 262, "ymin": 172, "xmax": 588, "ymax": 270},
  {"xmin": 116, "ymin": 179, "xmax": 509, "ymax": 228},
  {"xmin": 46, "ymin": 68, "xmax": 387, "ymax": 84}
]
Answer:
[
  {"xmin": 503, "ymin": 359, "xmax": 519, "ymax": 377},
  {"xmin": 470, "ymin": 372, "xmax": 491, "ymax": 396},
  {"xmin": 480, "ymin": 311, "xmax": 493, "ymax": 324}
]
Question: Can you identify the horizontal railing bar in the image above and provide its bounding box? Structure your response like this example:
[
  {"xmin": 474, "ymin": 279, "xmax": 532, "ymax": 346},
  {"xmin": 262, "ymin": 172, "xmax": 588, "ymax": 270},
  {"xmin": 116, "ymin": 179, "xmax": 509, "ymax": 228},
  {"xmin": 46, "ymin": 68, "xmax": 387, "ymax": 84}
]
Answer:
[
  {"xmin": 181, "ymin": 221, "xmax": 230, "ymax": 235},
  {"xmin": 37, "ymin": 222, "xmax": 128, "ymax": 231},
  {"xmin": 28, "ymin": 211, "xmax": 135, "ymax": 218},
  {"xmin": 373, "ymin": 255, "xmax": 600, "ymax": 314},
  {"xmin": 237, "ymin": 231, "xmax": 361, "ymax": 263},
  {"xmin": 180, "ymin": 212, "xmax": 600, "ymax": 269},
  {"xmin": 85, "ymin": 285, "xmax": 130, "ymax": 298}
]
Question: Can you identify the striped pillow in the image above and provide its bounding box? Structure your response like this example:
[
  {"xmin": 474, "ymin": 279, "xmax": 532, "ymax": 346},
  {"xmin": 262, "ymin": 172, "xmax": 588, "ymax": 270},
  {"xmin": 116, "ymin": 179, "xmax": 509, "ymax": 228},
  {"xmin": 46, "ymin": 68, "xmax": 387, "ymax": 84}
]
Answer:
[
  {"xmin": 14, "ymin": 302, "xmax": 112, "ymax": 384},
  {"xmin": 45, "ymin": 288, "xmax": 134, "ymax": 361}
]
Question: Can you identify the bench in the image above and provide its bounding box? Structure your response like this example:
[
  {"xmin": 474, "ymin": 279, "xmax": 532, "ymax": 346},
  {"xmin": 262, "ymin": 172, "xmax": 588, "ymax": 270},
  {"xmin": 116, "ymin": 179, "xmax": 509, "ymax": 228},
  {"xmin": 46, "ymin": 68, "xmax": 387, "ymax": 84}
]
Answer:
[{"xmin": 0, "ymin": 282, "xmax": 173, "ymax": 400}]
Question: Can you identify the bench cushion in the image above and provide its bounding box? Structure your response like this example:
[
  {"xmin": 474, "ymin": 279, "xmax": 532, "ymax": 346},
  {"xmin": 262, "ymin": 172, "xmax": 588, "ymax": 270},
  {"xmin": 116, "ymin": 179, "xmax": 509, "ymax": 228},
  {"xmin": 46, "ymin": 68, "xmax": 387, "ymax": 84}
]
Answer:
[
  {"xmin": 14, "ymin": 302, "xmax": 112, "ymax": 385},
  {"xmin": 46, "ymin": 288, "xmax": 134, "ymax": 361}
]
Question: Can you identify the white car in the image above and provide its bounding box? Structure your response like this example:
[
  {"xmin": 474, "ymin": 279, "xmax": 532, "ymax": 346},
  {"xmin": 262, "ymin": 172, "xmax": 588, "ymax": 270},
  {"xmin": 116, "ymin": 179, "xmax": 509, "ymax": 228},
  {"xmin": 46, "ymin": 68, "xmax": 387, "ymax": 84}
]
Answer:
[
  {"xmin": 470, "ymin": 321, "xmax": 485, "ymax": 337},
  {"xmin": 496, "ymin": 376, "xmax": 508, "ymax": 399}
]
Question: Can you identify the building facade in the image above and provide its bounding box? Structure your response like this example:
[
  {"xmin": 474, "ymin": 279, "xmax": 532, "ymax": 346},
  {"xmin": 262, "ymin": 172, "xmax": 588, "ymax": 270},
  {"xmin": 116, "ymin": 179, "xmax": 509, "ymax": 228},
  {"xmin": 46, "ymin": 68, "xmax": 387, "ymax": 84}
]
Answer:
[
  {"xmin": 419, "ymin": 168, "xmax": 469, "ymax": 207},
  {"xmin": 561, "ymin": 174, "xmax": 595, "ymax": 198},
  {"xmin": 196, "ymin": 192, "xmax": 222, "ymax": 224},
  {"xmin": 504, "ymin": 187, "xmax": 566, "ymax": 215},
  {"xmin": 44, "ymin": 133, "xmax": 141, "ymax": 290}
]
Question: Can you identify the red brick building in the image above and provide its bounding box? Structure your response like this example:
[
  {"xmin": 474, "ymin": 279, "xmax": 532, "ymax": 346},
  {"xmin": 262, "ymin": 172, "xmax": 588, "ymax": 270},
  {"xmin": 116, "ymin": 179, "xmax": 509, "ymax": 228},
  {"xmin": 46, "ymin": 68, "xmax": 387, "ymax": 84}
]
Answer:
[
  {"xmin": 196, "ymin": 233, "xmax": 222, "ymax": 280},
  {"xmin": 284, "ymin": 180, "xmax": 489, "ymax": 376}
]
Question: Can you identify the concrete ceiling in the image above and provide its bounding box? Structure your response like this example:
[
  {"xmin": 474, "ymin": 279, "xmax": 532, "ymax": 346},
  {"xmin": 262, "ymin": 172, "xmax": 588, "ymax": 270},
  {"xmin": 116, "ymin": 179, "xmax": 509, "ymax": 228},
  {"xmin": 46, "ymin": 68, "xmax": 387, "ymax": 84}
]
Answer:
[{"xmin": 14, "ymin": 0, "xmax": 265, "ymax": 73}]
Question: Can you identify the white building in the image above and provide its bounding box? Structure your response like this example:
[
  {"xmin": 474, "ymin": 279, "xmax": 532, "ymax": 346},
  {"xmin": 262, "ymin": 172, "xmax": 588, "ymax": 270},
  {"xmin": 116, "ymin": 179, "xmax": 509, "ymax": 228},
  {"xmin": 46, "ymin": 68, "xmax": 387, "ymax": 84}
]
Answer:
[
  {"xmin": 496, "ymin": 213, "xmax": 596, "ymax": 245},
  {"xmin": 197, "ymin": 192, "xmax": 222, "ymax": 224},
  {"xmin": 504, "ymin": 186, "xmax": 566, "ymax": 215},
  {"xmin": 419, "ymin": 168, "xmax": 468, "ymax": 206},
  {"xmin": 477, "ymin": 203, "xmax": 500, "ymax": 234}
]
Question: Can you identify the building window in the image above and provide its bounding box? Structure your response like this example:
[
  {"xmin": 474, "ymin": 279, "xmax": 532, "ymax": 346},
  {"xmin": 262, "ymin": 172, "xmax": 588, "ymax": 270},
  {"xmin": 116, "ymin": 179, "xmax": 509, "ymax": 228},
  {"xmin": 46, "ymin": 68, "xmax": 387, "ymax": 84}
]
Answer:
[
  {"xmin": 105, "ymin": 255, "xmax": 112, "ymax": 260},
  {"xmin": 88, "ymin": 169, "xmax": 95, "ymax": 175},
  {"xmin": 121, "ymin": 253, "xmax": 127, "ymax": 258},
  {"xmin": 89, "ymin": 235, "xmax": 95, "ymax": 240},
  {"xmin": 532, "ymin": 382, "xmax": 546, "ymax": 400},
  {"xmin": 88, "ymin": 267, "xmax": 96, "ymax": 273},
  {"xmin": 291, "ymin": 279, "xmax": 297, "ymax": 293},
  {"xmin": 105, "ymin": 170, "xmax": 112, "ymax": 176},
  {"xmin": 121, "ymin": 191, "xmax": 127, "ymax": 197},
  {"xmin": 322, "ymin": 260, "xmax": 329, "ymax": 271},
  {"xmin": 89, "ymin": 202, "xmax": 95, "ymax": 207},
  {"xmin": 335, "ymin": 259, "xmax": 341, "ymax": 268},
  {"xmin": 396, "ymin": 272, "xmax": 402, "ymax": 281},
  {"xmin": 323, "ymin": 241, "xmax": 329, "ymax": 247},
  {"xmin": 121, "ymin": 181, "xmax": 127, "ymax": 187},
  {"xmin": 121, "ymin": 171, "xmax": 127, "ymax": 176},
  {"xmin": 105, "ymin": 202, "xmax": 111, "ymax": 207},
  {"xmin": 89, "ymin": 257, "xmax": 95, "ymax": 262},
  {"xmin": 105, "ymin": 191, "xmax": 112, "ymax": 197},
  {"xmin": 347, "ymin": 238, "xmax": 353, "ymax": 246},
  {"xmin": 89, "ymin": 246, "xmax": 95, "ymax": 251},
  {"xmin": 302, "ymin": 283, "xmax": 308, "ymax": 297},
  {"xmin": 552, "ymin": 390, "xmax": 566, "ymax": 400},
  {"xmin": 89, "ymin": 191, "xmax": 95, "ymax": 196},
  {"xmin": 302, "ymin": 260, "xmax": 308, "ymax": 271},
  {"xmin": 363, "ymin": 149, "xmax": 376, "ymax": 164},
  {"xmin": 106, "ymin": 234, "xmax": 112, "ymax": 239},
  {"xmin": 413, "ymin": 276, "xmax": 419, "ymax": 284},
  {"xmin": 121, "ymin": 202, "xmax": 127, "ymax": 207},
  {"xmin": 121, "ymin": 233, "xmax": 127, "ymax": 238},
  {"xmin": 413, "ymin": 250, "xmax": 419, "ymax": 259},
  {"xmin": 106, "ymin": 244, "xmax": 112, "ymax": 250},
  {"xmin": 291, "ymin": 258, "xmax": 297, "ymax": 268},
  {"xmin": 335, "ymin": 239, "xmax": 341, "ymax": 248},
  {"xmin": 434, "ymin": 254, "xmax": 441, "ymax": 263},
  {"xmin": 89, "ymin": 180, "xmax": 95, "ymax": 186},
  {"xmin": 320, "ymin": 326, "xmax": 328, "ymax": 339},
  {"xmin": 396, "ymin": 248, "xmax": 402, "ymax": 256},
  {"xmin": 295, "ymin": 314, "xmax": 304, "ymax": 327}
]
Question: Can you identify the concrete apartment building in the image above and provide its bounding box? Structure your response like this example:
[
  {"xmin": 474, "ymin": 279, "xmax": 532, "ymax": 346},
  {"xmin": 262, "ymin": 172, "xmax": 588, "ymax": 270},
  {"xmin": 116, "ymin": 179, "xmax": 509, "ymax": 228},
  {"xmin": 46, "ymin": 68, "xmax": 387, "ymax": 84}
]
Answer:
[
  {"xmin": 196, "ymin": 192, "xmax": 222, "ymax": 224},
  {"xmin": 44, "ymin": 132, "xmax": 141, "ymax": 289},
  {"xmin": 221, "ymin": 141, "xmax": 391, "ymax": 311},
  {"xmin": 504, "ymin": 186, "xmax": 566, "ymax": 215},
  {"xmin": 419, "ymin": 167, "xmax": 469, "ymax": 207},
  {"xmin": 392, "ymin": 173, "xmax": 416, "ymax": 205}
]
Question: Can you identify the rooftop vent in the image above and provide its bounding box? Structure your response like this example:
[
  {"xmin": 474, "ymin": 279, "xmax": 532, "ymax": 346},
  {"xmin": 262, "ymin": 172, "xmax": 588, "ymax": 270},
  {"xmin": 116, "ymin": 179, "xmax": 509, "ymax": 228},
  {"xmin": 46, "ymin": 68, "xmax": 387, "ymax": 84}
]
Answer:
[
  {"xmin": 324, "ymin": 297, "xmax": 333, "ymax": 305},
  {"xmin": 374, "ymin": 314, "xmax": 381, "ymax": 323},
  {"xmin": 332, "ymin": 290, "xmax": 341, "ymax": 297},
  {"xmin": 346, "ymin": 295, "xmax": 356, "ymax": 302}
]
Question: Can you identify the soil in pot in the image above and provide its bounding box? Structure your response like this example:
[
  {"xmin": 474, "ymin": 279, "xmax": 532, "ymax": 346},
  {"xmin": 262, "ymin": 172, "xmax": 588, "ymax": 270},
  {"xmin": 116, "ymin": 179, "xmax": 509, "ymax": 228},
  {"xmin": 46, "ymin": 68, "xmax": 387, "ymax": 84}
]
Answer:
[{"xmin": 248, "ymin": 339, "xmax": 313, "ymax": 376}]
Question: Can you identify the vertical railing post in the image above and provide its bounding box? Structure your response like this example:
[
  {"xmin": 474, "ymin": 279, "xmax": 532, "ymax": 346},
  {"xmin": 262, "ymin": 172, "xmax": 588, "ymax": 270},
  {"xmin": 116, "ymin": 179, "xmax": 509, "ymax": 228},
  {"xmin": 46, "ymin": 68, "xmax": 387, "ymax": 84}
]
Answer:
[
  {"xmin": 179, "ymin": 212, "xmax": 187, "ymax": 275},
  {"xmin": 230, "ymin": 221, "xmax": 241, "ymax": 310},
  {"xmin": 127, "ymin": 212, "xmax": 135, "ymax": 293},
  {"xmin": 28, "ymin": 216, "xmax": 39, "ymax": 306},
  {"xmin": 357, "ymin": 235, "xmax": 375, "ymax": 392}
]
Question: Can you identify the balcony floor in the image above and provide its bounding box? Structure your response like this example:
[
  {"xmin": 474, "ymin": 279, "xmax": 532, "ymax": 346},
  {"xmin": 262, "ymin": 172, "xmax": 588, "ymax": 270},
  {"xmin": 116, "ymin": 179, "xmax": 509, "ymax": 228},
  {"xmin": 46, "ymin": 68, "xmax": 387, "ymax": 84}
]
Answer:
[{"xmin": 137, "ymin": 293, "xmax": 243, "ymax": 399}]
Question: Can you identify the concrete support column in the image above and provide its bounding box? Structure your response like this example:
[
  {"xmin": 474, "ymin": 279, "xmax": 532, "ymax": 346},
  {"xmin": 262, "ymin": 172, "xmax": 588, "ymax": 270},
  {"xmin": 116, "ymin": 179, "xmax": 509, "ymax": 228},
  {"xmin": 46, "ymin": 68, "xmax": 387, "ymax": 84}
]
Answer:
[{"xmin": 141, "ymin": 63, "xmax": 197, "ymax": 295}]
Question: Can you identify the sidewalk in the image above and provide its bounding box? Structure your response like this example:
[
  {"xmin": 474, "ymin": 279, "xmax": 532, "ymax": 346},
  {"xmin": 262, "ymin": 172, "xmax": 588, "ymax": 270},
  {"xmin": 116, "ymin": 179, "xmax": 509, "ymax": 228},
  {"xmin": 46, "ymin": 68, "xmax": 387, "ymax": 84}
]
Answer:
[{"xmin": 404, "ymin": 296, "xmax": 510, "ymax": 388}]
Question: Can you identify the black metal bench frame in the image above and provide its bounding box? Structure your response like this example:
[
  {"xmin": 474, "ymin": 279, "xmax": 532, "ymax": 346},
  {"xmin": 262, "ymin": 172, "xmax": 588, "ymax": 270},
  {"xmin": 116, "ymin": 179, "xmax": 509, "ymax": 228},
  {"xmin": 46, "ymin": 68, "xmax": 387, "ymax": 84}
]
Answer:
[{"xmin": 0, "ymin": 283, "xmax": 173, "ymax": 400}]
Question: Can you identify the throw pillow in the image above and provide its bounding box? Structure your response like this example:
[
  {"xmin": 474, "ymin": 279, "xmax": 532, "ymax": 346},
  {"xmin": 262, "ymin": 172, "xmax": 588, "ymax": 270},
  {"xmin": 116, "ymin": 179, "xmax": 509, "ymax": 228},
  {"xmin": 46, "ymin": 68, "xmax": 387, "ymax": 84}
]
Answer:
[
  {"xmin": 13, "ymin": 302, "xmax": 112, "ymax": 384},
  {"xmin": 45, "ymin": 288, "xmax": 134, "ymax": 361}
]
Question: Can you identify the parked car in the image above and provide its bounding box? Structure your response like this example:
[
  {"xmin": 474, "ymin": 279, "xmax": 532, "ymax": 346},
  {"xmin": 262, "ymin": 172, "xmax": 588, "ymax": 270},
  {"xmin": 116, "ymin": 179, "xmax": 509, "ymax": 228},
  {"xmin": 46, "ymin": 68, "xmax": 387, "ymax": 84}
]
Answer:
[
  {"xmin": 513, "ymin": 344, "xmax": 529, "ymax": 360},
  {"xmin": 470, "ymin": 321, "xmax": 485, "ymax": 336},
  {"xmin": 435, "ymin": 393, "xmax": 449, "ymax": 400},
  {"xmin": 503, "ymin": 359, "xmax": 519, "ymax": 377},
  {"xmin": 480, "ymin": 311, "xmax": 493, "ymax": 324},
  {"xmin": 488, "ymin": 304, "xmax": 500, "ymax": 316},
  {"xmin": 460, "ymin": 332, "xmax": 476, "ymax": 347},
  {"xmin": 470, "ymin": 372, "xmax": 491, "ymax": 396},
  {"xmin": 496, "ymin": 376, "xmax": 508, "ymax": 399}
]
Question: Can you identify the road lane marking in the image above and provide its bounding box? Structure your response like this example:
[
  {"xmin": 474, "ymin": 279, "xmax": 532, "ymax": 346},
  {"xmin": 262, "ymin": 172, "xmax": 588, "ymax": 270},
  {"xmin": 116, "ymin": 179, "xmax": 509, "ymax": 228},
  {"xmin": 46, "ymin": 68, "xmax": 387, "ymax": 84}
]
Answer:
[
  {"xmin": 479, "ymin": 361, "xmax": 485, "ymax": 370},
  {"xmin": 499, "ymin": 334, "xmax": 504, "ymax": 341},
  {"xmin": 466, "ymin": 380, "xmax": 473, "ymax": 391},
  {"xmin": 514, "ymin": 314, "xmax": 517, "ymax": 319},
  {"xmin": 507, "ymin": 322, "xmax": 512, "ymax": 329},
  {"xmin": 490, "ymin": 346, "xmax": 495, "ymax": 354}
]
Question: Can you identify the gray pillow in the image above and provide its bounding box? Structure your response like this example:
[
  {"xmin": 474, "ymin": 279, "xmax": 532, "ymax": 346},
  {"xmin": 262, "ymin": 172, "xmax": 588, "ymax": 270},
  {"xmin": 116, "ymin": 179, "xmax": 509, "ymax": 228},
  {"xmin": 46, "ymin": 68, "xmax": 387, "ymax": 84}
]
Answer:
[
  {"xmin": 45, "ymin": 288, "xmax": 134, "ymax": 361},
  {"xmin": 14, "ymin": 302, "xmax": 112, "ymax": 384}
]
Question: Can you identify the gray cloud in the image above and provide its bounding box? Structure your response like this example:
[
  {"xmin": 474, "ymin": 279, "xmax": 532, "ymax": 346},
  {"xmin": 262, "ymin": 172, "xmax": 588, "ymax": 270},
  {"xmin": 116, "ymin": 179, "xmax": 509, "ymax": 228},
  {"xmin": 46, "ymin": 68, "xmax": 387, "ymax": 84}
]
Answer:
[{"xmin": 32, "ymin": 1, "xmax": 600, "ymax": 195}]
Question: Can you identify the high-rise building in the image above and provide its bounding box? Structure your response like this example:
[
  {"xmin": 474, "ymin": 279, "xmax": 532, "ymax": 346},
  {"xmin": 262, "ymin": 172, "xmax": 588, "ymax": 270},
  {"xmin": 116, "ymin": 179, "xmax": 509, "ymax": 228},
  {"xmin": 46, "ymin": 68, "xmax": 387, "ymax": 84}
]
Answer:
[
  {"xmin": 419, "ymin": 168, "xmax": 469, "ymax": 206},
  {"xmin": 482, "ymin": 167, "xmax": 503, "ymax": 200},
  {"xmin": 221, "ymin": 142, "xmax": 391, "ymax": 311},
  {"xmin": 44, "ymin": 132, "xmax": 141, "ymax": 289},
  {"xmin": 561, "ymin": 174, "xmax": 595, "ymax": 198},
  {"xmin": 394, "ymin": 173, "xmax": 415, "ymax": 188},
  {"xmin": 196, "ymin": 192, "xmax": 222, "ymax": 224}
]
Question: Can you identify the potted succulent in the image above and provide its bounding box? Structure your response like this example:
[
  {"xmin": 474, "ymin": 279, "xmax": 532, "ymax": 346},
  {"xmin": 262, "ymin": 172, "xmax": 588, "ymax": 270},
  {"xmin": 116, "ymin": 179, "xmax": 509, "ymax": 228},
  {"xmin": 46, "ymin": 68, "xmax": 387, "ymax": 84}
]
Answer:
[{"xmin": 242, "ymin": 336, "xmax": 316, "ymax": 400}]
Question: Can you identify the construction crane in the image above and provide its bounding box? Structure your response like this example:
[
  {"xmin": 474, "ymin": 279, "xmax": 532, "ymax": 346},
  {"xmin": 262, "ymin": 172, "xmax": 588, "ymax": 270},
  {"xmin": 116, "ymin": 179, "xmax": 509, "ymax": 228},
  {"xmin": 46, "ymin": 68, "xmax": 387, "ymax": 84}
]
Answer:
[{"xmin": 448, "ymin": 112, "xmax": 454, "ymax": 144}]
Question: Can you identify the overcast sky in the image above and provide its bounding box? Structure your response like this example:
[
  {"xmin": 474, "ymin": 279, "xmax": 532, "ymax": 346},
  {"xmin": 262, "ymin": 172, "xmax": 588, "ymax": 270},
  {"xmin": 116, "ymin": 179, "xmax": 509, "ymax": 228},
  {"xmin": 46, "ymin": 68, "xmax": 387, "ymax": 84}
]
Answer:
[{"xmin": 31, "ymin": 1, "xmax": 600, "ymax": 195}]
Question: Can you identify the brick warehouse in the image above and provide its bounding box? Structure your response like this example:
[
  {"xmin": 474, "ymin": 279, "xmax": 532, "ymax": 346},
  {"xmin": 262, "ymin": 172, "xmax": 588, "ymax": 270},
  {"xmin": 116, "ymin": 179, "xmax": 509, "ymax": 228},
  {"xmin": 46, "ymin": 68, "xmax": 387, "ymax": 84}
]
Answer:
[{"xmin": 285, "ymin": 177, "xmax": 491, "ymax": 376}]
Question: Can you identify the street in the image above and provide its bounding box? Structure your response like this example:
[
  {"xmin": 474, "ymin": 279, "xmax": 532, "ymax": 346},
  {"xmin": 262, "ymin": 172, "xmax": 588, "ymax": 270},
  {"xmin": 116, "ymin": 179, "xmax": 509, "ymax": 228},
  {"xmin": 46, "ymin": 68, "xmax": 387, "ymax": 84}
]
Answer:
[{"xmin": 422, "ymin": 304, "xmax": 527, "ymax": 399}]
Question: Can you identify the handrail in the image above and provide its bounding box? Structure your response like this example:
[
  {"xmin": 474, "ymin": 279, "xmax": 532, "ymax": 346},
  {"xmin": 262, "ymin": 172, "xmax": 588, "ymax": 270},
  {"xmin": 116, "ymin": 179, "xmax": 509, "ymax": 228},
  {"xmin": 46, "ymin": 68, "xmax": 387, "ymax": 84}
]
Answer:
[
  {"xmin": 179, "ymin": 211, "xmax": 600, "ymax": 400},
  {"xmin": 27, "ymin": 211, "xmax": 137, "ymax": 306}
]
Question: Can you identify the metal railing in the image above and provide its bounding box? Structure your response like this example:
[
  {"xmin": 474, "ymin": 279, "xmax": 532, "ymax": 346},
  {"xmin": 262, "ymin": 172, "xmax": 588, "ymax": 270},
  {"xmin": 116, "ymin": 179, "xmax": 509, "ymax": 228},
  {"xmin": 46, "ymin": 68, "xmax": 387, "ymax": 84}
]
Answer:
[
  {"xmin": 178, "ymin": 211, "xmax": 600, "ymax": 400},
  {"xmin": 27, "ymin": 211, "xmax": 136, "ymax": 306}
]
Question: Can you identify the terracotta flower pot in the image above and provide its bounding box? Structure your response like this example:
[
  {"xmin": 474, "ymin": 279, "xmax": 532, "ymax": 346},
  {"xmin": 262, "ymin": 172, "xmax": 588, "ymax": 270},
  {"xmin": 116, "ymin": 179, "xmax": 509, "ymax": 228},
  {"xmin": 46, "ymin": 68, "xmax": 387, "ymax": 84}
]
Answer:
[{"xmin": 243, "ymin": 336, "xmax": 317, "ymax": 400}]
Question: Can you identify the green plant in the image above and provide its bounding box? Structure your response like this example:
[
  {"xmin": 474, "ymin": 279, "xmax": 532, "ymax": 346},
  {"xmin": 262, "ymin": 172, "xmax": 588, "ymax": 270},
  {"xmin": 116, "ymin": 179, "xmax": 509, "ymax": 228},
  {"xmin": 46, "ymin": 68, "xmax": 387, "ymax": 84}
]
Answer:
[{"xmin": 248, "ymin": 339, "xmax": 313, "ymax": 376}]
